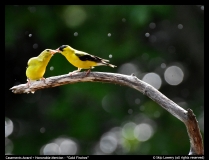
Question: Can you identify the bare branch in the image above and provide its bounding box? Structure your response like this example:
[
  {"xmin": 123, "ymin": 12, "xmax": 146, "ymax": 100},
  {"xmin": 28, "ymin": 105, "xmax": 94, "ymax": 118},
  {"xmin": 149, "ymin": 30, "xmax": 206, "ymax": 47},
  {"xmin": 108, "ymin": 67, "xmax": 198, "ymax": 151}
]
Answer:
[
  {"xmin": 186, "ymin": 109, "xmax": 204, "ymax": 155},
  {"xmin": 10, "ymin": 72, "xmax": 204, "ymax": 155}
]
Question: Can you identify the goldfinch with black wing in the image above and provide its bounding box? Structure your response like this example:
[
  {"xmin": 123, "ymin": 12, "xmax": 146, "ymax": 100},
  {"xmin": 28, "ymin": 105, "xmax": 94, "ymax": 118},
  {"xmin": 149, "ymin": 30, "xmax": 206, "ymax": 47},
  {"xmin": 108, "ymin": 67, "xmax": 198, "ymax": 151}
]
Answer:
[
  {"xmin": 56, "ymin": 45, "xmax": 117, "ymax": 75},
  {"xmin": 26, "ymin": 49, "xmax": 57, "ymax": 86}
]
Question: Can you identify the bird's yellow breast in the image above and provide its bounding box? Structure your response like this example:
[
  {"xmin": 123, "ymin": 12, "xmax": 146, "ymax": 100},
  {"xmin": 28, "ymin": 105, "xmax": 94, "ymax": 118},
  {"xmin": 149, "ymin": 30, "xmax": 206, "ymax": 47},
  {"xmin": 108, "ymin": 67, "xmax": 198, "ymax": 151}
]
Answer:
[
  {"xmin": 26, "ymin": 66, "xmax": 45, "ymax": 80},
  {"xmin": 26, "ymin": 58, "xmax": 48, "ymax": 80},
  {"xmin": 63, "ymin": 52, "xmax": 97, "ymax": 69}
]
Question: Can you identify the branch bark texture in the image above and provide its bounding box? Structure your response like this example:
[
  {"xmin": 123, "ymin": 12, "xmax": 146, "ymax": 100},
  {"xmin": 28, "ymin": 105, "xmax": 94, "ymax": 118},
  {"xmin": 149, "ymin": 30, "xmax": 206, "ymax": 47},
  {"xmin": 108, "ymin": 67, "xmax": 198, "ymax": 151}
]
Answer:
[{"xmin": 10, "ymin": 72, "xmax": 204, "ymax": 155}]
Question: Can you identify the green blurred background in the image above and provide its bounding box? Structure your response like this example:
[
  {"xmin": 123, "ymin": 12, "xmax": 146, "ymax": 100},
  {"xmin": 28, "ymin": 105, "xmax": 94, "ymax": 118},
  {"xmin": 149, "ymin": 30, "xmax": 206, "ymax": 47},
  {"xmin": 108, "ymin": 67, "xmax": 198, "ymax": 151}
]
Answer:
[{"xmin": 5, "ymin": 5, "xmax": 204, "ymax": 155}]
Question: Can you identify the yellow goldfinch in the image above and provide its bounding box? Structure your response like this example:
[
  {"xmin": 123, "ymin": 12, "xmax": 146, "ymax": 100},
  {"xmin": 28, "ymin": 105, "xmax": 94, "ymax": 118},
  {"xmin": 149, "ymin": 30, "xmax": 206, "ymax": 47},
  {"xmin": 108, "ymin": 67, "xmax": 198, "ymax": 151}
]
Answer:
[
  {"xmin": 26, "ymin": 49, "xmax": 57, "ymax": 86},
  {"xmin": 56, "ymin": 45, "xmax": 117, "ymax": 75}
]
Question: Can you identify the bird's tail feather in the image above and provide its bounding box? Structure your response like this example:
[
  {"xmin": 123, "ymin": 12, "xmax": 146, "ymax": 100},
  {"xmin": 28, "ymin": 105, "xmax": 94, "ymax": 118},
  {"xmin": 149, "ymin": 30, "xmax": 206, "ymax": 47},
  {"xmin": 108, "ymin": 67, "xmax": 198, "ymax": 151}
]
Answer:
[
  {"xmin": 98, "ymin": 61, "xmax": 117, "ymax": 68},
  {"xmin": 99, "ymin": 59, "xmax": 117, "ymax": 68},
  {"xmin": 107, "ymin": 63, "xmax": 117, "ymax": 68},
  {"xmin": 102, "ymin": 59, "xmax": 110, "ymax": 62}
]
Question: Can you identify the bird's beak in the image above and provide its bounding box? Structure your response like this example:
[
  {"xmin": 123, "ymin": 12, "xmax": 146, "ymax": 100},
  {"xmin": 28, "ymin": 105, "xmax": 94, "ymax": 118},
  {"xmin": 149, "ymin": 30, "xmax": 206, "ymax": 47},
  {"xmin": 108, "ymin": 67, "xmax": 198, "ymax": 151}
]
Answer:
[
  {"xmin": 56, "ymin": 48, "xmax": 61, "ymax": 53},
  {"xmin": 50, "ymin": 49, "xmax": 58, "ymax": 55}
]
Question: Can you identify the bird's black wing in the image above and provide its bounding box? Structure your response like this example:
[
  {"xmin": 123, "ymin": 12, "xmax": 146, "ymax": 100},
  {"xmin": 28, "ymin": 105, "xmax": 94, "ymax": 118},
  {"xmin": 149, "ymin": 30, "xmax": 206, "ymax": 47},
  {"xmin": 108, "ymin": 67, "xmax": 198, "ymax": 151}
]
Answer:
[{"xmin": 75, "ymin": 52, "xmax": 102, "ymax": 63}]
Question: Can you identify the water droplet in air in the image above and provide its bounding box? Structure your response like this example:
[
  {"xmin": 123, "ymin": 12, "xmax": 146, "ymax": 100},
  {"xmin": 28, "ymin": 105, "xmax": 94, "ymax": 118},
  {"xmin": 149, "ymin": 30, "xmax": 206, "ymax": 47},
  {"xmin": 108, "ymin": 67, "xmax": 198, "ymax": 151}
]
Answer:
[{"xmin": 50, "ymin": 66, "xmax": 54, "ymax": 71}]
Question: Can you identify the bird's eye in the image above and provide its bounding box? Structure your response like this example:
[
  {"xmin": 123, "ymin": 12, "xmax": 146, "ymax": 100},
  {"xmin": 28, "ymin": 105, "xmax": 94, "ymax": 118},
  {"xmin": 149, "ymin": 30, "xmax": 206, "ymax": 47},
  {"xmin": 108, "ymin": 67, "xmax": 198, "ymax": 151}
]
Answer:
[{"xmin": 46, "ymin": 49, "xmax": 50, "ymax": 52}]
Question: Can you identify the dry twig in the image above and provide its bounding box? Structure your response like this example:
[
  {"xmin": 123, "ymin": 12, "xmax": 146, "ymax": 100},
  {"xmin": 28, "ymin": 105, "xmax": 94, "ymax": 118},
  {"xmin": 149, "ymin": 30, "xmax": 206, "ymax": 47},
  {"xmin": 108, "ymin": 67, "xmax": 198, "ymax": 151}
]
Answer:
[{"xmin": 10, "ymin": 72, "xmax": 204, "ymax": 155}]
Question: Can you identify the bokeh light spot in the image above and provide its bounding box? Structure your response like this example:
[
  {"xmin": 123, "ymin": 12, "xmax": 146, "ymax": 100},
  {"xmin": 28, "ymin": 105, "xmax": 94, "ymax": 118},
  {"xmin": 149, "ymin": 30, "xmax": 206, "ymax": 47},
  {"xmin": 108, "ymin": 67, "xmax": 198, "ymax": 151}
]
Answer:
[
  {"xmin": 139, "ymin": 105, "xmax": 145, "ymax": 111},
  {"xmin": 42, "ymin": 143, "xmax": 60, "ymax": 155},
  {"xmin": 142, "ymin": 72, "xmax": 162, "ymax": 90},
  {"xmin": 40, "ymin": 127, "xmax": 45, "ymax": 133},
  {"xmin": 198, "ymin": 112, "xmax": 204, "ymax": 132},
  {"xmin": 141, "ymin": 53, "xmax": 149, "ymax": 61},
  {"xmin": 154, "ymin": 111, "xmax": 161, "ymax": 118},
  {"xmin": 50, "ymin": 66, "xmax": 54, "ymax": 71},
  {"xmin": 5, "ymin": 118, "xmax": 13, "ymax": 138},
  {"xmin": 60, "ymin": 139, "xmax": 78, "ymax": 155},
  {"xmin": 28, "ymin": 7, "xmax": 36, "ymax": 13},
  {"xmin": 118, "ymin": 63, "xmax": 138, "ymax": 75},
  {"xmin": 33, "ymin": 43, "xmax": 38, "ymax": 49},
  {"xmin": 128, "ymin": 109, "xmax": 133, "ymax": 114},
  {"xmin": 74, "ymin": 32, "xmax": 78, "ymax": 36},
  {"xmin": 99, "ymin": 133, "xmax": 117, "ymax": 154},
  {"xmin": 149, "ymin": 35, "xmax": 157, "ymax": 43},
  {"xmin": 63, "ymin": 6, "xmax": 87, "ymax": 28},
  {"xmin": 178, "ymin": 24, "xmax": 183, "ymax": 29},
  {"xmin": 122, "ymin": 122, "xmax": 136, "ymax": 140},
  {"xmin": 145, "ymin": 32, "xmax": 150, "ymax": 37},
  {"xmin": 102, "ymin": 94, "xmax": 120, "ymax": 113},
  {"xmin": 134, "ymin": 123, "xmax": 154, "ymax": 142},
  {"xmin": 135, "ymin": 98, "xmax": 140, "ymax": 104},
  {"xmin": 149, "ymin": 22, "xmax": 156, "ymax": 29},
  {"xmin": 5, "ymin": 138, "xmax": 14, "ymax": 154},
  {"xmin": 164, "ymin": 66, "xmax": 184, "ymax": 85},
  {"xmin": 40, "ymin": 137, "xmax": 78, "ymax": 155},
  {"xmin": 161, "ymin": 63, "xmax": 166, "ymax": 69},
  {"xmin": 122, "ymin": 18, "xmax": 126, "ymax": 22}
]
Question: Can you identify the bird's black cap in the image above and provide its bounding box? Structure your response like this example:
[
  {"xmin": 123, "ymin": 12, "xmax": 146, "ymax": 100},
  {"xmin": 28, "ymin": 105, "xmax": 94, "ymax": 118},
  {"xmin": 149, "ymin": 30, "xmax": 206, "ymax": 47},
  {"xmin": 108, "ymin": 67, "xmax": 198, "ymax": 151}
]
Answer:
[{"xmin": 59, "ymin": 45, "xmax": 68, "ymax": 51}]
